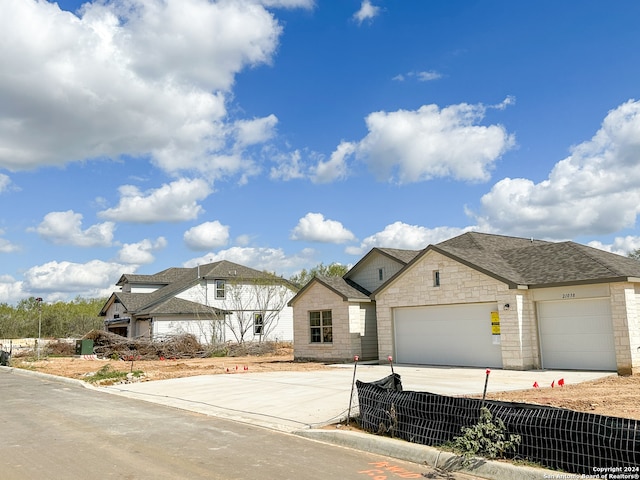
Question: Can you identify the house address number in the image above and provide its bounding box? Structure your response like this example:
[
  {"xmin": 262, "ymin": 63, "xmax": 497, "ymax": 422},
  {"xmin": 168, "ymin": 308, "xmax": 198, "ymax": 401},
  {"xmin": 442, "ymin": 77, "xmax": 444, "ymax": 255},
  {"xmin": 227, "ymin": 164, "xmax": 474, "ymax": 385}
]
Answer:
[{"xmin": 561, "ymin": 293, "xmax": 576, "ymax": 299}]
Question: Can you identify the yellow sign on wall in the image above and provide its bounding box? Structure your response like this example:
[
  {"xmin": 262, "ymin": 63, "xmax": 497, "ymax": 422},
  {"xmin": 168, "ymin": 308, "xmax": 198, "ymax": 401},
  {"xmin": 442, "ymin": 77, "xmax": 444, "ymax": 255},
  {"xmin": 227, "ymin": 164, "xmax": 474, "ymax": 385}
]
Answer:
[{"xmin": 490, "ymin": 311, "xmax": 501, "ymax": 335}]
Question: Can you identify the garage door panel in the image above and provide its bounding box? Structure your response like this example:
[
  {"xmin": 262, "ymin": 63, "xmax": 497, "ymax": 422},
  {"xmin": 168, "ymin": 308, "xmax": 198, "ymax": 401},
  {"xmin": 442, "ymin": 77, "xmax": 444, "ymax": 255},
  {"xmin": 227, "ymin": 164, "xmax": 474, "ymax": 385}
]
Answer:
[
  {"xmin": 538, "ymin": 298, "xmax": 616, "ymax": 371},
  {"xmin": 394, "ymin": 303, "xmax": 502, "ymax": 368}
]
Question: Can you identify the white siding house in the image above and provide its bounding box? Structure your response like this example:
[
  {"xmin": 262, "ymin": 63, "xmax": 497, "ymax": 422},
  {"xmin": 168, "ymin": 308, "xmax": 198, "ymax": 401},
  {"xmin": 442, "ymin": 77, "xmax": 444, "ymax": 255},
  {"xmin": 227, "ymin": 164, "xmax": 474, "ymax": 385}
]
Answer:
[{"xmin": 100, "ymin": 261, "xmax": 298, "ymax": 344}]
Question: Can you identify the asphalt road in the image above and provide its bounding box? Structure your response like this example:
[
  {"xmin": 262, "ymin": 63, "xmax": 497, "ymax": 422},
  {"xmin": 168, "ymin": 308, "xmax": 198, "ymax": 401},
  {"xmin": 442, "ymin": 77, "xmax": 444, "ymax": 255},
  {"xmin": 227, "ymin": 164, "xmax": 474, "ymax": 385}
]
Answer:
[{"xmin": 0, "ymin": 370, "xmax": 478, "ymax": 480}]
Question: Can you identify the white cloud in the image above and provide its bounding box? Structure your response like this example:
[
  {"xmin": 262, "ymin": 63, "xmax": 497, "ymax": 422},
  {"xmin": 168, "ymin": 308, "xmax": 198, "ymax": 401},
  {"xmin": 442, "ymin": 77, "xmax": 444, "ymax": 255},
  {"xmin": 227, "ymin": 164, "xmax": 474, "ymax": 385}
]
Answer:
[
  {"xmin": 0, "ymin": 275, "xmax": 26, "ymax": 304},
  {"xmin": 270, "ymin": 149, "xmax": 306, "ymax": 181},
  {"xmin": 184, "ymin": 246, "xmax": 316, "ymax": 277},
  {"xmin": 256, "ymin": 0, "xmax": 315, "ymax": 7},
  {"xmin": 22, "ymin": 259, "xmax": 128, "ymax": 300},
  {"xmin": 353, "ymin": 0, "xmax": 380, "ymax": 25},
  {"xmin": 587, "ymin": 236, "xmax": 640, "ymax": 256},
  {"xmin": 33, "ymin": 210, "xmax": 115, "ymax": 247},
  {"xmin": 416, "ymin": 71, "xmax": 443, "ymax": 82},
  {"xmin": 0, "ymin": 174, "xmax": 10, "ymax": 192},
  {"xmin": 116, "ymin": 237, "xmax": 167, "ymax": 264},
  {"xmin": 473, "ymin": 99, "xmax": 640, "ymax": 239},
  {"xmin": 354, "ymin": 101, "xmax": 515, "ymax": 184},
  {"xmin": 346, "ymin": 222, "xmax": 475, "ymax": 255},
  {"xmin": 184, "ymin": 221, "xmax": 230, "ymax": 251},
  {"xmin": 234, "ymin": 115, "xmax": 278, "ymax": 147},
  {"xmin": 99, "ymin": 178, "xmax": 212, "ymax": 223},
  {"xmin": 394, "ymin": 71, "xmax": 442, "ymax": 82},
  {"xmin": 236, "ymin": 234, "xmax": 252, "ymax": 246},
  {"xmin": 0, "ymin": 236, "xmax": 20, "ymax": 253},
  {"xmin": 0, "ymin": 0, "xmax": 298, "ymax": 179},
  {"xmin": 291, "ymin": 213, "xmax": 356, "ymax": 243},
  {"xmin": 311, "ymin": 141, "xmax": 355, "ymax": 183}
]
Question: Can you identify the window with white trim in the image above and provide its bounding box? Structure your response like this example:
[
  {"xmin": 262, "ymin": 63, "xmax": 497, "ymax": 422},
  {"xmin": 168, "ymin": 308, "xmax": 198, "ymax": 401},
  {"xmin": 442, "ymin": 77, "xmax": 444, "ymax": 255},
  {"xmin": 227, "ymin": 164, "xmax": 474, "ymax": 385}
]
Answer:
[
  {"xmin": 309, "ymin": 310, "xmax": 332, "ymax": 343},
  {"xmin": 253, "ymin": 313, "xmax": 264, "ymax": 335},
  {"xmin": 215, "ymin": 280, "xmax": 225, "ymax": 299}
]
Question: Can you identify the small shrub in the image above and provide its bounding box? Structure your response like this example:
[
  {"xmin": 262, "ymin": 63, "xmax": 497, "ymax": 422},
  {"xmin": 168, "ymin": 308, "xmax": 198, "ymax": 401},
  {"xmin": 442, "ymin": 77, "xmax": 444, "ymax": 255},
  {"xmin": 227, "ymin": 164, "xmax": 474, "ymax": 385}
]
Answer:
[
  {"xmin": 450, "ymin": 407, "xmax": 521, "ymax": 466},
  {"xmin": 85, "ymin": 364, "xmax": 143, "ymax": 384}
]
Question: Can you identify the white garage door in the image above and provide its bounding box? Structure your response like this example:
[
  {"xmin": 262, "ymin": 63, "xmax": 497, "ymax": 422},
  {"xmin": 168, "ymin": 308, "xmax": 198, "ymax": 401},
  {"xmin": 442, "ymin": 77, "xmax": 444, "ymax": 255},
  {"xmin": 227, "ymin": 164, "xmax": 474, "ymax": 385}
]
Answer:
[
  {"xmin": 537, "ymin": 298, "xmax": 616, "ymax": 371},
  {"xmin": 394, "ymin": 303, "xmax": 502, "ymax": 368}
]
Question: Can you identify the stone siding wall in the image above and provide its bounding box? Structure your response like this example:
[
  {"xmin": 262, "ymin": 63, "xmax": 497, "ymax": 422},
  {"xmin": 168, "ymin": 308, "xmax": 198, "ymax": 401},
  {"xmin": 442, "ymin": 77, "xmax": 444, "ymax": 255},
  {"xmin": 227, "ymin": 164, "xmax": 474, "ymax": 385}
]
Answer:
[
  {"xmin": 292, "ymin": 282, "xmax": 362, "ymax": 361},
  {"xmin": 375, "ymin": 251, "xmax": 535, "ymax": 369}
]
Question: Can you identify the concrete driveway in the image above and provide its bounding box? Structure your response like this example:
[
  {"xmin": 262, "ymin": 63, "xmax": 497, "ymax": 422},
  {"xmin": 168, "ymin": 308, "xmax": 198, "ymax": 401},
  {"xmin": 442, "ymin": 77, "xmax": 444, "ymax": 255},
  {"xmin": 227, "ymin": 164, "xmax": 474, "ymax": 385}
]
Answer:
[{"xmin": 103, "ymin": 364, "xmax": 613, "ymax": 433}]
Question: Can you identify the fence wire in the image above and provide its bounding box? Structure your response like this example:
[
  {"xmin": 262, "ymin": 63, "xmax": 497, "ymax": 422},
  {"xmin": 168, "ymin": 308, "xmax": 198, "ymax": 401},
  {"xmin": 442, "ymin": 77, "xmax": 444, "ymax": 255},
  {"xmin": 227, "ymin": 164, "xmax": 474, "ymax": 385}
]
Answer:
[{"xmin": 356, "ymin": 375, "xmax": 640, "ymax": 474}]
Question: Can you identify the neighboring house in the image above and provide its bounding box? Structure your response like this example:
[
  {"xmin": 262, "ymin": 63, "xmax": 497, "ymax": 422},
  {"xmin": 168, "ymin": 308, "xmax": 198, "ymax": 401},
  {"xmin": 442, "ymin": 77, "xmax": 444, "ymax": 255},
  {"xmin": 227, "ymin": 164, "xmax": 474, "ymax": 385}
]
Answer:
[
  {"xmin": 290, "ymin": 248, "xmax": 420, "ymax": 362},
  {"xmin": 100, "ymin": 261, "xmax": 298, "ymax": 344},
  {"xmin": 291, "ymin": 232, "xmax": 640, "ymax": 375}
]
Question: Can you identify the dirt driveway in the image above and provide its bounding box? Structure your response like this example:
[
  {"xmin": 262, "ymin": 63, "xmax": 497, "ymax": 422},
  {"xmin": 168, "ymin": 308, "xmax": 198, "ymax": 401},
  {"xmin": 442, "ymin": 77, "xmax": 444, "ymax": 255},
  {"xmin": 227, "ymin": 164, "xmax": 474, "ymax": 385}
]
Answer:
[{"xmin": 12, "ymin": 353, "xmax": 640, "ymax": 420}]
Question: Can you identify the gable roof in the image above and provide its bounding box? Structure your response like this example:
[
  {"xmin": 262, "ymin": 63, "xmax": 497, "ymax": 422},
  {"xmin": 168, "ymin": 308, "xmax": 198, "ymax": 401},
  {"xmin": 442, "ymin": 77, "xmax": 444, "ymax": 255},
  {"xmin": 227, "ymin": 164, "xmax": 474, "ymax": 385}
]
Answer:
[
  {"xmin": 103, "ymin": 260, "xmax": 297, "ymax": 317},
  {"xmin": 288, "ymin": 275, "xmax": 371, "ymax": 306},
  {"xmin": 116, "ymin": 267, "xmax": 190, "ymax": 287},
  {"xmin": 375, "ymin": 231, "xmax": 640, "ymax": 295},
  {"xmin": 100, "ymin": 291, "xmax": 227, "ymax": 317},
  {"xmin": 345, "ymin": 247, "xmax": 421, "ymax": 279}
]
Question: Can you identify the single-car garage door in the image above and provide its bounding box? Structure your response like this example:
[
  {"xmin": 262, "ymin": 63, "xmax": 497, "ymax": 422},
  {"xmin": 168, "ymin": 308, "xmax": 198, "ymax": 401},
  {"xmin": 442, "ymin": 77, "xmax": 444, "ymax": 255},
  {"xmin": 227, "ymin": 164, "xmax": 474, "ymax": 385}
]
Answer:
[
  {"xmin": 394, "ymin": 303, "xmax": 502, "ymax": 367},
  {"xmin": 537, "ymin": 298, "xmax": 616, "ymax": 371}
]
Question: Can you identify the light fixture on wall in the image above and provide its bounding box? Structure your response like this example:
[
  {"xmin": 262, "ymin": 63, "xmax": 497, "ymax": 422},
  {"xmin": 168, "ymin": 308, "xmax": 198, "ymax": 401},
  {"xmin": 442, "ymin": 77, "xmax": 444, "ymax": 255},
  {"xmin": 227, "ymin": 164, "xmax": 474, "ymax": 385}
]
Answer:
[{"xmin": 503, "ymin": 303, "xmax": 510, "ymax": 311}]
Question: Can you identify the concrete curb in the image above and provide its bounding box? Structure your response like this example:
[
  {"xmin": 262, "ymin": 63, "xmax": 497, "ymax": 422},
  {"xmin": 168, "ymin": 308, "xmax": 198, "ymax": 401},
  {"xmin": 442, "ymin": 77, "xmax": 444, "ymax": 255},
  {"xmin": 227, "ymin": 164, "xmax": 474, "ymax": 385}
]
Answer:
[
  {"xmin": 295, "ymin": 429, "xmax": 558, "ymax": 480},
  {"xmin": 0, "ymin": 364, "xmax": 97, "ymax": 389}
]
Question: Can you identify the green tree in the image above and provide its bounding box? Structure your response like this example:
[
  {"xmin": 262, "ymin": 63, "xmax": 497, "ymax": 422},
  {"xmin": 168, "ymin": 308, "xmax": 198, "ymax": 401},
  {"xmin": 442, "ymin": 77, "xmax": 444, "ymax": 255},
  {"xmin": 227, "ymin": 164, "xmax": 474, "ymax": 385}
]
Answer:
[
  {"xmin": 0, "ymin": 297, "xmax": 105, "ymax": 338},
  {"xmin": 289, "ymin": 262, "xmax": 349, "ymax": 287},
  {"xmin": 627, "ymin": 248, "xmax": 640, "ymax": 261}
]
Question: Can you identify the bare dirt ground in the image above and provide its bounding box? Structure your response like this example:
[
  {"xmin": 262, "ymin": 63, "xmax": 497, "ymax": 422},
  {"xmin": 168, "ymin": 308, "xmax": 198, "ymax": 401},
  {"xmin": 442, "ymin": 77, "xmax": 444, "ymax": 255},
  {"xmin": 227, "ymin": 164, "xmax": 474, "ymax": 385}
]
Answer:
[
  {"xmin": 477, "ymin": 373, "xmax": 640, "ymax": 420},
  {"xmin": 11, "ymin": 350, "xmax": 640, "ymax": 420},
  {"xmin": 12, "ymin": 351, "xmax": 330, "ymax": 382}
]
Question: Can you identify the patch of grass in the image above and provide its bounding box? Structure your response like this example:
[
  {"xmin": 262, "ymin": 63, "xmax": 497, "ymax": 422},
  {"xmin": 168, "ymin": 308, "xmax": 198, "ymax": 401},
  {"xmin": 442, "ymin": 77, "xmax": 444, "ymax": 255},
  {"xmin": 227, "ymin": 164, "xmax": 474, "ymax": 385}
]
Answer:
[{"xmin": 85, "ymin": 364, "xmax": 143, "ymax": 384}]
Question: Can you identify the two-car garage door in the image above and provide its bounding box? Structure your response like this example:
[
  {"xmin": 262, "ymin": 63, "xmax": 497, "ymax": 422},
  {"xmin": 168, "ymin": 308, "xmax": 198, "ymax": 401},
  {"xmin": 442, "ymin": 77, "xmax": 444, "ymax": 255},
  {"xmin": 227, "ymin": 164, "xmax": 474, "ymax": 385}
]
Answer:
[
  {"xmin": 394, "ymin": 303, "xmax": 502, "ymax": 368},
  {"xmin": 394, "ymin": 298, "xmax": 618, "ymax": 371}
]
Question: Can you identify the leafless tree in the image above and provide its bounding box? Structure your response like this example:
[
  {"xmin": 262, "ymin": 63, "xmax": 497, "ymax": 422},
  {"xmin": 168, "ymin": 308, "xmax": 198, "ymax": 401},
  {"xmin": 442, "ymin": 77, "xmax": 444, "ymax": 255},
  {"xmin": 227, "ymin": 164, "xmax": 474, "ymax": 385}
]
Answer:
[{"xmin": 221, "ymin": 278, "xmax": 293, "ymax": 343}]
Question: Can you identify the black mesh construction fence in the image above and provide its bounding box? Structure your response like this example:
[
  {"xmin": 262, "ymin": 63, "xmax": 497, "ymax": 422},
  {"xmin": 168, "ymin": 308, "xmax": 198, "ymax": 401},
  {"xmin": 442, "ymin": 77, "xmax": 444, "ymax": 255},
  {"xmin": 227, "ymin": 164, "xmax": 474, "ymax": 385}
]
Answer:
[{"xmin": 356, "ymin": 375, "xmax": 640, "ymax": 474}]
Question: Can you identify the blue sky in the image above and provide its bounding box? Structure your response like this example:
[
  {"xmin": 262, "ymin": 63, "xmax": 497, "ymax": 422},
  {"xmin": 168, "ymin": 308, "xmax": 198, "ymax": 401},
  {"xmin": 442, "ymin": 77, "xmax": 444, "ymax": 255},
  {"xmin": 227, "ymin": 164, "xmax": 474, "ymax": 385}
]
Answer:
[{"xmin": 2, "ymin": 0, "xmax": 640, "ymax": 303}]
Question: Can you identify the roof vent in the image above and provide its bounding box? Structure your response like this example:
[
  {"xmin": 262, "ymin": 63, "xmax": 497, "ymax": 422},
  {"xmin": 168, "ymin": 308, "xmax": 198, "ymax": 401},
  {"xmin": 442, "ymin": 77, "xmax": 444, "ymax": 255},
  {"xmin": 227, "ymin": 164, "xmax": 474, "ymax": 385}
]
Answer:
[{"xmin": 229, "ymin": 270, "xmax": 237, "ymax": 276}]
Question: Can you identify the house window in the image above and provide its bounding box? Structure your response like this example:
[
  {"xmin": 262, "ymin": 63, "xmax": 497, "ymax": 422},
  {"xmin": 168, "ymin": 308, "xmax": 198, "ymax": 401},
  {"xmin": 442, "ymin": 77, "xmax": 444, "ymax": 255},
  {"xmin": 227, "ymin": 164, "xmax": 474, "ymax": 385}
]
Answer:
[
  {"xmin": 254, "ymin": 313, "xmax": 264, "ymax": 335},
  {"xmin": 378, "ymin": 268, "xmax": 384, "ymax": 281},
  {"xmin": 215, "ymin": 280, "xmax": 225, "ymax": 299},
  {"xmin": 433, "ymin": 270, "xmax": 440, "ymax": 287},
  {"xmin": 309, "ymin": 310, "xmax": 332, "ymax": 343}
]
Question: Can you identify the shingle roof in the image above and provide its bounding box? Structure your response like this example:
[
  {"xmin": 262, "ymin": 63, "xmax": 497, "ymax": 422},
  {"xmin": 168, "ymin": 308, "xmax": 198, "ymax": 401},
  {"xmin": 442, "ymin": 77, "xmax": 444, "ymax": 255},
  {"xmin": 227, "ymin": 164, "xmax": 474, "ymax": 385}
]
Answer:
[
  {"xmin": 137, "ymin": 297, "xmax": 227, "ymax": 316},
  {"xmin": 105, "ymin": 260, "xmax": 296, "ymax": 317},
  {"xmin": 432, "ymin": 232, "xmax": 640, "ymax": 288},
  {"xmin": 288, "ymin": 275, "xmax": 371, "ymax": 306},
  {"xmin": 317, "ymin": 275, "xmax": 371, "ymax": 299},
  {"xmin": 116, "ymin": 267, "xmax": 190, "ymax": 287},
  {"xmin": 376, "ymin": 248, "xmax": 422, "ymax": 264},
  {"xmin": 346, "ymin": 247, "xmax": 421, "ymax": 281}
]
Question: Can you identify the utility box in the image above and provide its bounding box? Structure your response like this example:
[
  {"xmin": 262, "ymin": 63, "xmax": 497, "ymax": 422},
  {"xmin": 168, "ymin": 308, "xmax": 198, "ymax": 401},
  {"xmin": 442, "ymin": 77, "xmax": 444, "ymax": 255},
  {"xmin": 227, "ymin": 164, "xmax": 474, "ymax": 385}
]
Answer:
[{"xmin": 75, "ymin": 339, "xmax": 94, "ymax": 355}]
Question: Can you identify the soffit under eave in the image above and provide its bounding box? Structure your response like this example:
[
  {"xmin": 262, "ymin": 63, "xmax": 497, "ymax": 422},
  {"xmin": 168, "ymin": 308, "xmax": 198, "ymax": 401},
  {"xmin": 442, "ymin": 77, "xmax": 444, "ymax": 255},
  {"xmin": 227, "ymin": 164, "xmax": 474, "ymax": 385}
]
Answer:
[
  {"xmin": 525, "ymin": 276, "xmax": 637, "ymax": 290},
  {"xmin": 98, "ymin": 293, "xmax": 118, "ymax": 316}
]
